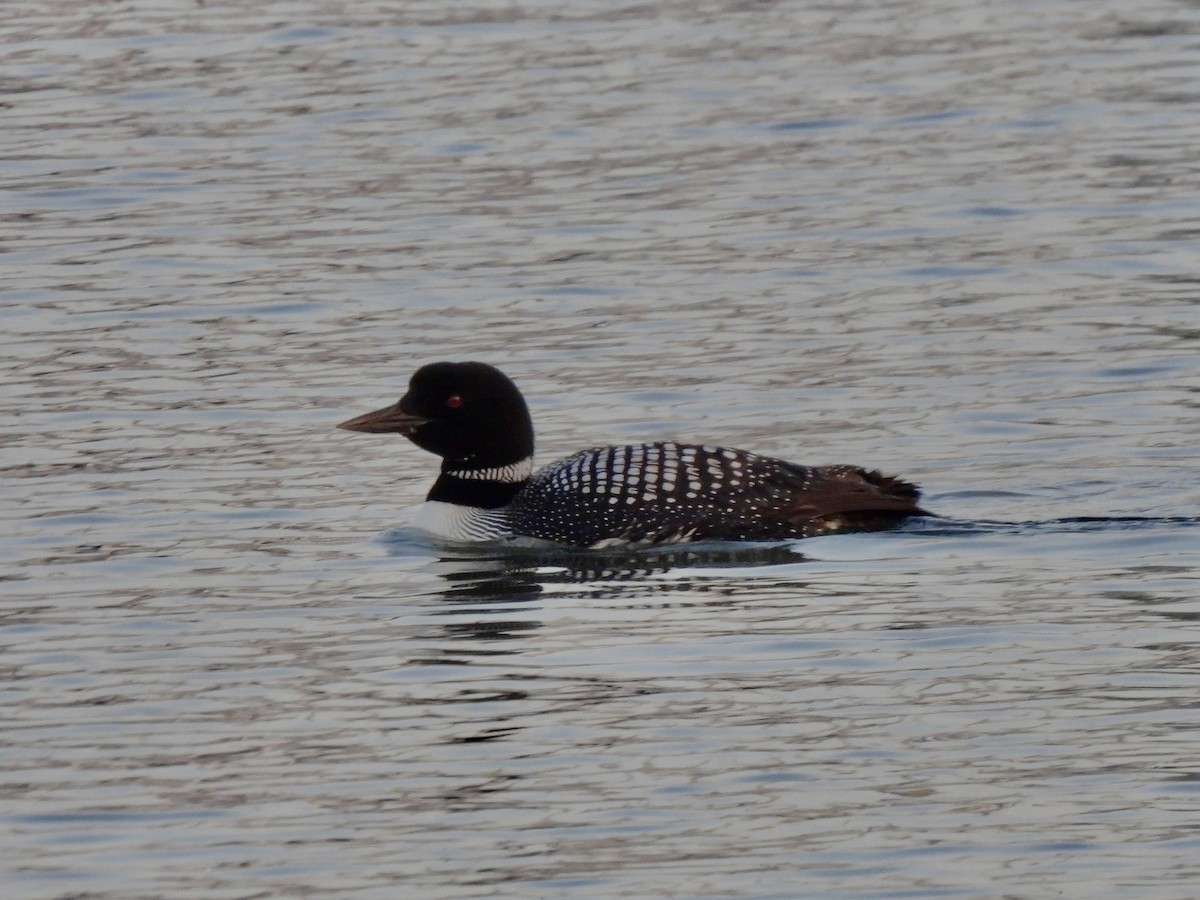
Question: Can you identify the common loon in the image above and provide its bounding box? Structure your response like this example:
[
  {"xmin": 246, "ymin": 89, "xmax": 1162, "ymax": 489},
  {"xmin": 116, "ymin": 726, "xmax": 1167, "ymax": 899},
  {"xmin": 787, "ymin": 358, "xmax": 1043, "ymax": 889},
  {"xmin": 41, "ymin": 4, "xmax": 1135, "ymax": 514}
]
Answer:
[{"xmin": 337, "ymin": 362, "xmax": 931, "ymax": 547}]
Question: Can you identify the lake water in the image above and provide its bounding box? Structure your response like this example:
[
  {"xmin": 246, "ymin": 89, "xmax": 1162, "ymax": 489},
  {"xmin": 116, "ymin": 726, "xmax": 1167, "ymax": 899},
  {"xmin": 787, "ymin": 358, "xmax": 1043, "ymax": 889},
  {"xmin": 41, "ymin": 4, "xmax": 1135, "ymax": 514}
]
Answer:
[{"xmin": 3, "ymin": 0, "xmax": 1200, "ymax": 896}]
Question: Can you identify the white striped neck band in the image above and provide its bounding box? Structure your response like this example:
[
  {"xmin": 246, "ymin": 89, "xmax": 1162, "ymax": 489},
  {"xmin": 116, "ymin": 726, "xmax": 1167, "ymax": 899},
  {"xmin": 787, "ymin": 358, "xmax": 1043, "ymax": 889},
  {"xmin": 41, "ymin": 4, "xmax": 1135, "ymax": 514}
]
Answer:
[{"xmin": 444, "ymin": 457, "xmax": 534, "ymax": 484}]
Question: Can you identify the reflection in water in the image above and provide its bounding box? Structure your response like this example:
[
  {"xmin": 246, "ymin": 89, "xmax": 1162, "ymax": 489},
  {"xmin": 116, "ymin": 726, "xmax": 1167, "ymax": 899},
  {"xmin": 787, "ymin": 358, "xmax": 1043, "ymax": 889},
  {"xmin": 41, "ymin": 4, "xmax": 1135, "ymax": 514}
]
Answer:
[
  {"xmin": 384, "ymin": 535, "xmax": 819, "ymax": 650},
  {"xmin": 391, "ymin": 532, "xmax": 811, "ymax": 601},
  {"xmin": 400, "ymin": 513, "xmax": 1200, "ymax": 603},
  {"xmin": 389, "ymin": 514, "xmax": 1200, "ymax": 651}
]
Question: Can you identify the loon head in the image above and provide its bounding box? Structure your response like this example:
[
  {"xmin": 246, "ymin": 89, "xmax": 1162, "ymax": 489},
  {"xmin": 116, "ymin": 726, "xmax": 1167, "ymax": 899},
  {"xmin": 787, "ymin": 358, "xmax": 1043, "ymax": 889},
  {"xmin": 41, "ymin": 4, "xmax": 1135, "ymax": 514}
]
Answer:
[{"xmin": 337, "ymin": 361, "xmax": 534, "ymax": 468}]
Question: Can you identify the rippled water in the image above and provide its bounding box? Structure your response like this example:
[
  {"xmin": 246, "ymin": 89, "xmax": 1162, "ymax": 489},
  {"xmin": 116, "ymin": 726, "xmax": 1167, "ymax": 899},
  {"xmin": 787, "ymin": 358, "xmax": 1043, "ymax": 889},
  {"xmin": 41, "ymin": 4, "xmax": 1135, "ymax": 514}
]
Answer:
[{"xmin": 4, "ymin": 0, "xmax": 1200, "ymax": 896}]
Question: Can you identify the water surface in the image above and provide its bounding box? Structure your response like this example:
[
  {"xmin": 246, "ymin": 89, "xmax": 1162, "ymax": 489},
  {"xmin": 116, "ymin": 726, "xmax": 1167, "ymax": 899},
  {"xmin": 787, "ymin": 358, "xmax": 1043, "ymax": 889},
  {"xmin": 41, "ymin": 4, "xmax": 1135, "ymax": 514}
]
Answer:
[{"xmin": 3, "ymin": 0, "xmax": 1200, "ymax": 896}]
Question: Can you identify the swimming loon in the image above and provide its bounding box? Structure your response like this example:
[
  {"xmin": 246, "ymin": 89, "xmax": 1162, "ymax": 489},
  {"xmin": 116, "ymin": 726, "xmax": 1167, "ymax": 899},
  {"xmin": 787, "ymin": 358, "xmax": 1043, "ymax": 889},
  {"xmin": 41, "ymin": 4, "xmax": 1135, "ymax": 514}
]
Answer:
[{"xmin": 337, "ymin": 362, "xmax": 931, "ymax": 547}]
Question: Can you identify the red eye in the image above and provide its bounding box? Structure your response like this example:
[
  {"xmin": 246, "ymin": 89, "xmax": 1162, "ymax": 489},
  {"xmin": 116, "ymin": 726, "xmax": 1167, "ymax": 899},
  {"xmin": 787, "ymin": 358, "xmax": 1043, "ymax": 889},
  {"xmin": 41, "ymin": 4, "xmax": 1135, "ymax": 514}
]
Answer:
[{"xmin": 446, "ymin": 394, "xmax": 463, "ymax": 409}]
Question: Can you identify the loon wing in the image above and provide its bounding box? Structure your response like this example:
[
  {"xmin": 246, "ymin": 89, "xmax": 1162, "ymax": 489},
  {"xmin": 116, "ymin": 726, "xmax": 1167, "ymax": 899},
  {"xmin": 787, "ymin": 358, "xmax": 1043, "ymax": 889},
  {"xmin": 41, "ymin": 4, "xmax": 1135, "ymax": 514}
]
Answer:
[{"xmin": 779, "ymin": 464, "xmax": 930, "ymax": 534}]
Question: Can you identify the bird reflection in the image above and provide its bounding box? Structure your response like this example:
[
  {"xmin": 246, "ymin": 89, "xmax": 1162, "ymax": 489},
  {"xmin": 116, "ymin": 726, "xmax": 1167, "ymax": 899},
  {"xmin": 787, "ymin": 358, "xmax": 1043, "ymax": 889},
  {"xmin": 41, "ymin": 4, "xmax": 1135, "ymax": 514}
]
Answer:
[{"xmin": 389, "ymin": 534, "xmax": 812, "ymax": 612}]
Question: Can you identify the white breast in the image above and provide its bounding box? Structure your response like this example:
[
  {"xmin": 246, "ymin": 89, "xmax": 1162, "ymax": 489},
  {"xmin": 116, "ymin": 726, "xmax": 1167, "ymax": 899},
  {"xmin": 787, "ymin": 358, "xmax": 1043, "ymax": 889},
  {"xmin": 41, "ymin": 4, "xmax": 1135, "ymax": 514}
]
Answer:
[{"xmin": 409, "ymin": 501, "xmax": 511, "ymax": 542}]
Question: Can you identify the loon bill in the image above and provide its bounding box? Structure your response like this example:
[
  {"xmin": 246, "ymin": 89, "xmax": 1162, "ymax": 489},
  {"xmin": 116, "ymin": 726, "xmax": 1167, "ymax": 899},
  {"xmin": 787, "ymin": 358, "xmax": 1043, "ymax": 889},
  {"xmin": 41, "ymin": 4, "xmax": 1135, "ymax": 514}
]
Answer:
[{"xmin": 338, "ymin": 361, "xmax": 932, "ymax": 547}]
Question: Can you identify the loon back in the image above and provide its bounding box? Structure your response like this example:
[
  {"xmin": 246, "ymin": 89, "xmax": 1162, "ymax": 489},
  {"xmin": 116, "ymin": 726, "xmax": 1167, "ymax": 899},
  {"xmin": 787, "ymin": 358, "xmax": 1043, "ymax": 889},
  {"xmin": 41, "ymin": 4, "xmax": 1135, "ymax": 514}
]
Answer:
[
  {"xmin": 337, "ymin": 361, "xmax": 931, "ymax": 547},
  {"xmin": 509, "ymin": 442, "xmax": 926, "ymax": 546}
]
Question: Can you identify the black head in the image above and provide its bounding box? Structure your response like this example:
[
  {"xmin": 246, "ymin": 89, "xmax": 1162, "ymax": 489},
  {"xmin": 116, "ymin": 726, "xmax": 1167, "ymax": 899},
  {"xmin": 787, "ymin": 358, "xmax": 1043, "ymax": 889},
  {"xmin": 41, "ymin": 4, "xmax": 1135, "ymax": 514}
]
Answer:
[{"xmin": 337, "ymin": 361, "xmax": 534, "ymax": 468}]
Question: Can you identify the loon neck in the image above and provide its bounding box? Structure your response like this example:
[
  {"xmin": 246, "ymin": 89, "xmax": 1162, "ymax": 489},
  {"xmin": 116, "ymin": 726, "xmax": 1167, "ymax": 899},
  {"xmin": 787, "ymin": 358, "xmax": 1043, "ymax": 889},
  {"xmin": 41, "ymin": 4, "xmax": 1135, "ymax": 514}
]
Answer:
[{"xmin": 426, "ymin": 456, "xmax": 534, "ymax": 509}]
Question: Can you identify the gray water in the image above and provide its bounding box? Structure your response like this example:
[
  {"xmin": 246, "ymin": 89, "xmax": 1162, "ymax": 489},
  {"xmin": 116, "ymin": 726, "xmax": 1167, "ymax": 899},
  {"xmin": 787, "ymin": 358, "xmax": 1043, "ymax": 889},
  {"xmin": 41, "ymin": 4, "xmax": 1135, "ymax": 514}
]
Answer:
[{"xmin": 4, "ymin": 0, "xmax": 1200, "ymax": 896}]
